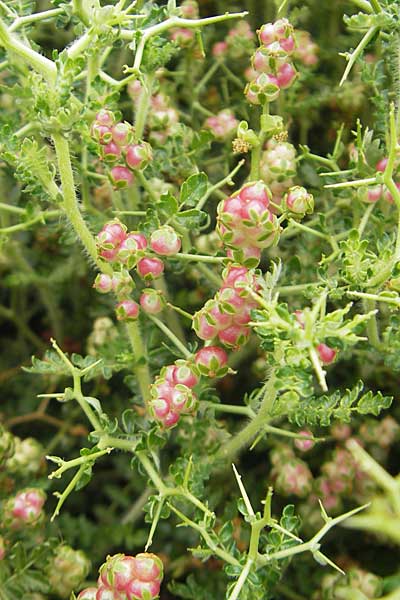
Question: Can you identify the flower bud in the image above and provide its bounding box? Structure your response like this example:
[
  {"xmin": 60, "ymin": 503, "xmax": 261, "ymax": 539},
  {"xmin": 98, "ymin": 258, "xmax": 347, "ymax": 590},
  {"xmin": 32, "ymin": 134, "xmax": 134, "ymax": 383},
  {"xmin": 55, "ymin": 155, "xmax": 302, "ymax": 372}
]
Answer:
[
  {"xmin": 126, "ymin": 142, "xmax": 153, "ymax": 171},
  {"xmin": 283, "ymin": 186, "xmax": 314, "ymax": 217},
  {"xmin": 294, "ymin": 430, "xmax": 315, "ymax": 452},
  {"xmin": 6, "ymin": 437, "xmax": 43, "ymax": 475},
  {"xmin": 140, "ymin": 289, "xmax": 164, "ymax": 315},
  {"xmin": 77, "ymin": 589, "xmax": 98, "ymax": 600},
  {"xmin": 112, "ymin": 122, "xmax": 133, "ymax": 147},
  {"xmin": 150, "ymin": 226, "xmax": 181, "ymax": 256},
  {"xmin": 317, "ymin": 343, "xmax": 336, "ymax": 365},
  {"xmin": 3, "ymin": 488, "xmax": 46, "ymax": 529},
  {"xmin": 95, "ymin": 109, "xmax": 115, "ymax": 127},
  {"xmin": 93, "ymin": 273, "xmax": 114, "ymax": 294},
  {"xmin": 109, "ymin": 166, "xmax": 134, "ymax": 189},
  {"xmin": 194, "ymin": 346, "xmax": 228, "ymax": 378},
  {"xmin": 137, "ymin": 257, "xmax": 164, "ymax": 281},
  {"xmin": 0, "ymin": 425, "xmax": 15, "ymax": 463},
  {"xmin": 116, "ymin": 300, "xmax": 140, "ymax": 321},
  {"xmin": 48, "ymin": 545, "xmax": 90, "ymax": 599}
]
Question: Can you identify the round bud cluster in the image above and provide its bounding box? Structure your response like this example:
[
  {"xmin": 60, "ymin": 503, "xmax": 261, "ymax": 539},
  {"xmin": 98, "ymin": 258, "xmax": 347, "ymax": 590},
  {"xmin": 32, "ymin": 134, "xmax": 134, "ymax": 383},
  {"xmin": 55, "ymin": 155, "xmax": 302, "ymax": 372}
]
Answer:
[
  {"xmin": 48, "ymin": 545, "xmax": 91, "ymax": 599},
  {"xmin": 270, "ymin": 450, "xmax": 313, "ymax": 497},
  {"xmin": 93, "ymin": 552, "xmax": 163, "ymax": 600},
  {"xmin": 146, "ymin": 94, "xmax": 179, "ymax": 144},
  {"xmin": 6, "ymin": 436, "xmax": 43, "ymax": 475},
  {"xmin": 320, "ymin": 568, "xmax": 383, "ymax": 600},
  {"xmin": 294, "ymin": 30, "xmax": 319, "ymax": 66},
  {"xmin": 260, "ymin": 138, "xmax": 297, "ymax": 201},
  {"xmin": 193, "ymin": 265, "xmax": 259, "ymax": 350},
  {"xmin": 204, "ymin": 110, "xmax": 238, "ymax": 141},
  {"xmin": 216, "ymin": 181, "xmax": 280, "ymax": 265},
  {"xmin": 90, "ymin": 110, "xmax": 152, "ymax": 189},
  {"xmin": 149, "ymin": 360, "xmax": 199, "ymax": 428},
  {"xmin": 3, "ymin": 488, "xmax": 46, "ymax": 529},
  {"xmin": 245, "ymin": 19, "xmax": 297, "ymax": 105},
  {"xmin": 283, "ymin": 185, "xmax": 314, "ymax": 218},
  {"xmin": 0, "ymin": 425, "xmax": 15, "ymax": 463},
  {"xmin": 294, "ymin": 430, "xmax": 315, "ymax": 452}
]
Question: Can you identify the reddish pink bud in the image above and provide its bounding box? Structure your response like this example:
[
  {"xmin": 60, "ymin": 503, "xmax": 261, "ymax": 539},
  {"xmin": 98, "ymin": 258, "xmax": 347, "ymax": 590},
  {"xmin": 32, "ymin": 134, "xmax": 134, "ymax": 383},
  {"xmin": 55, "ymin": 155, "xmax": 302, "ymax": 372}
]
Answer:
[
  {"xmin": 294, "ymin": 310, "xmax": 305, "ymax": 328},
  {"xmin": 101, "ymin": 141, "xmax": 122, "ymax": 164},
  {"xmin": 134, "ymin": 553, "xmax": 163, "ymax": 582},
  {"xmin": 317, "ymin": 343, "xmax": 337, "ymax": 365},
  {"xmin": 4, "ymin": 488, "xmax": 46, "ymax": 528},
  {"xmin": 163, "ymin": 411, "xmax": 180, "ymax": 428},
  {"xmin": 110, "ymin": 166, "xmax": 134, "ymax": 189},
  {"xmin": 376, "ymin": 157, "xmax": 388, "ymax": 172},
  {"xmin": 126, "ymin": 578, "xmax": 161, "ymax": 599},
  {"xmin": 212, "ymin": 41, "xmax": 228, "ymax": 57},
  {"xmin": 218, "ymin": 324, "xmax": 250, "ymax": 349},
  {"xmin": 170, "ymin": 27, "xmax": 195, "ymax": 46},
  {"xmin": 112, "ymin": 122, "xmax": 133, "ymax": 147},
  {"xmin": 239, "ymin": 181, "xmax": 270, "ymax": 205},
  {"xmin": 258, "ymin": 23, "xmax": 275, "ymax": 46},
  {"xmin": 294, "ymin": 430, "xmax": 315, "ymax": 452},
  {"xmin": 126, "ymin": 142, "xmax": 153, "ymax": 170},
  {"xmin": 99, "ymin": 221, "xmax": 127, "ymax": 246},
  {"xmin": 150, "ymin": 226, "xmax": 181, "ymax": 256},
  {"xmin": 284, "ymin": 186, "xmax": 314, "ymax": 216},
  {"xmin": 91, "ymin": 122, "xmax": 113, "ymax": 145},
  {"xmin": 173, "ymin": 363, "xmax": 198, "ymax": 388},
  {"xmin": 194, "ymin": 314, "xmax": 219, "ymax": 341},
  {"xmin": 194, "ymin": 346, "xmax": 228, "ymax": 378},
  {"xmin": 94, "ymin": 274, "xmax": 114, "ymax": 294},
  {"xmin": 140, "ymin": 289, "xmax": 164, "ymax": 314},
  {"xmin": 137, "ymin": 257, "xmax": 165, "ymax": 280},
  {"xmin": 116, "ymin": 300, "xmax": 139, "ymax": 321},
  {"xmin": 280, "ymin": 35, "xmax": 295, "ymax": 53},
  {"xmin": 95, "ymin": 109, "xmax": 115, "ymax": 127},
  {"xmin": 277, "ymin": 62, "xmax": 297, "ymax": 88}
]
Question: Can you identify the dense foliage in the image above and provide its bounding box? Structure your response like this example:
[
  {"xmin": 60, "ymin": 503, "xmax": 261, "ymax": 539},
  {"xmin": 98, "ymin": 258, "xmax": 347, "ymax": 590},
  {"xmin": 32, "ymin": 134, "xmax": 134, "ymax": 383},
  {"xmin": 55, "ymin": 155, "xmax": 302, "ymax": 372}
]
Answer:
[{"xmin": 0, "ymin": 1, "xmax": 400, "ymax": 599}]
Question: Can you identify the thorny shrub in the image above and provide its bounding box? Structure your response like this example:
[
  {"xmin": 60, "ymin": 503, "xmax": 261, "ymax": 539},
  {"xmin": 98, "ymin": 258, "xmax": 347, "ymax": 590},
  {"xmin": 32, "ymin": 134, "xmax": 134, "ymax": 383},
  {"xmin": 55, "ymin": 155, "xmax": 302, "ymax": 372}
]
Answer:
[{"xmin": 0, "ymin": 0, "xmax": 400, "ymax": 599}]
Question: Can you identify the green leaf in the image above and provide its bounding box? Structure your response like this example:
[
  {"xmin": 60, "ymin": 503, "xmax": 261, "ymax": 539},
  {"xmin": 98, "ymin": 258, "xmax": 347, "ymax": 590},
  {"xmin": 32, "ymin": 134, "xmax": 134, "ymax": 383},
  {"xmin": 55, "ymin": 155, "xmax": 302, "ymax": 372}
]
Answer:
[{"xmin": 179, "ymin": 173, "xmax": 208, "ymax": 208}]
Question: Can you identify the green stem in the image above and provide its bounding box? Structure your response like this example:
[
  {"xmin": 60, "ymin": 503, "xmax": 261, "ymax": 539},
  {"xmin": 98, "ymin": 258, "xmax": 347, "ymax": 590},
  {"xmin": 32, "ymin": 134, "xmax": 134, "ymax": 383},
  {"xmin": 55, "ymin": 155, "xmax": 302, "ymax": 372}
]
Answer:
[
  {"xmin": 135, "ymin": 74, "xmax": 154, "ymax": 139},
  {"xmin": 215, "ymin": 372, "xmax": 277, "ymax": 463},
  {"xmin": 125, "ymin": 320, "xmax": 152, "ymax": 406},
  {"xmin": 148, "ymin": 315, "xmax": 192, "ymax": 359},
  {"xmin": 48, "ymin": 447, "xmax": 112, "ymax": 479},
  {"xmin": 340, "ymin": 25, "xmax": 379, "ymax": 86},
  {"xmin": 175, "ymin": 253, "xmax": 227, "ymax": 264},
  {"xmin": 9, "ymin": 8, "xmax": 64, "ymax": 32},
  {"xmin": 195, "ymin": 159, "xmax": 245, "ymax": 211}
]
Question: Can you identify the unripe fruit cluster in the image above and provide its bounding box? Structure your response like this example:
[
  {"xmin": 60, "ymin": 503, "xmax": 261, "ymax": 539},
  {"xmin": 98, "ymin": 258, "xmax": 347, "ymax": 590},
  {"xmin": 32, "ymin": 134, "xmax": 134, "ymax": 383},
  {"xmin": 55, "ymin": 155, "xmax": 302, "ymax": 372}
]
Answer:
[
  {"xmin": 90, "ymin": 109, "xmax": 152, "ymax": 189},
  {"xmin": 2, "ymin": 488, "xmax": 46, "ymax": 529},
  {"xmin": 94, "ymin": 220, "xmax": 182, "ymax": 322},
  {"xmin": 77, "ymin": 552, "xmax": 163, "ymax": 600},
  {"xmin": 150, "ymin": 360, "xmax": 199, "ymax": 428},
  {"xmin": 216, "ymin": 181, "xmax": 280, "ymax": 265},
  {"xmin": 193, "ymin": 265, "xmax": 260, "ymax": 350},
  {"xmin": 149, "ymin": 346, "xmax": 229, "ymax": 429},
  {"xmin": 260, "ymin": 138, "xmax": 297, "ymax": 200},
  {"xmin": 204, "ymin": 109, "xmax": 238, "ymax": 141},
  {"xmin": 245, "ymin": 18, "xmax": 297, "ymax": 105},
  {"xmin": 49, "ymin": 545, "xmax": 90, "ymax": 599}
]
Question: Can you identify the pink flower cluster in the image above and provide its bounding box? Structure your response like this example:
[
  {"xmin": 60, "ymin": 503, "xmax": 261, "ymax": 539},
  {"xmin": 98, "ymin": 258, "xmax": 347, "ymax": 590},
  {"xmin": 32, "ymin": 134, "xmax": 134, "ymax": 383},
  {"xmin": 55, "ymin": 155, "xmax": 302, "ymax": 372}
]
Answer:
[
  {"xmin": 150, "ymin": 360, "xmax": 199, "ymax": 428},
  {"xmin": 3, "ymin": 488, "xmax": 46, "ymax": 529},
  {"xmin": 260, "ymin": 138, "xmax": 297, "ymax": 201},
  {"xmin": 91, "ymin": 110, "xmax": 152, "ymax": 189},
  {"xmin": 204, "ymin": 109, "xmax": 238, "ymax": 141},
  {"xmin": 294, "ymin": 30, "xmax": 319, "ymax": 66},
  {"xmin": 193, "ymin": 265, "xmax": 260, "ymax": 350},
  {"xmin": 94, "ymin": 220, "xmax": 183, "ymax": 321},
  {"xmin": 149, "ymin": 347, "xmax": 229, "ymax": 429},
  {"xmin": 270, "ymin": 447, "xmax": 313, "ymax": 497},
  {"xmin": 245, "ymin": 18, "xmax": 297, "ymax": 104},
  {"xmin": 78, "ymin": 552, "xmax": 163, "ymax": 600},
  {"xmin": 216, "ymin": 181, "xmax": 280, "ymax": 265},
  {"xmin": 361, "ymin": 157, "xmax": 400, "ymax": 204}
]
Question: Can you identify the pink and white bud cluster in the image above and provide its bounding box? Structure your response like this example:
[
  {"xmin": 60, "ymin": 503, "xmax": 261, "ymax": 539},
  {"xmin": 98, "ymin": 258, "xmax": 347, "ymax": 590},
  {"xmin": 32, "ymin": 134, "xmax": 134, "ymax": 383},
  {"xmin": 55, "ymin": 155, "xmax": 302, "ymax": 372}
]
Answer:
[
  {"xmin": 283, "ymin": 185, "xmax": 314, "ymax": 218},
  {"xmin": 147, "ymin": 94, "xmax": 180, "ymax": 144},
  {"xmin": 49, "ymin": 545, "xmax": 91, "ymax": 599},
  {"xmin": 204, "ymin": 110, "xmax": 238, "ymax": 141},
  {"xmin": 78, "ymin": 552, "xmax": 163, "ymax": 600},
  {"xmin": 193, "ymin": 265, "xmax": 260, "ymax": 350},
  {"xmin": 95, "ymin": 221, "xmax": 171, "ymax": 282},
  {"xmin": 260, "ymin": 138, "xmax": 297, "ymax": 201},
  {"xmin": 245, "ymin": 19, "xmax": 297, "ymax": 105},
  {"xmin": 271, "ymin": 456, "xmax": 313, "ymax": 497},
  {"xmin": 6, "ymin": 436, "xmax": 43, "ymax": 475},
  {"xmin": 216, "ymin": 181, "xmax": 280, "ymax": 265},
  {"xmin": 3, "ymin": 488, "xmax": 46, "ymax": 529},
  {"xmin": 149, "ymin": 360, "xmax": 199, "ymax": 428},
  {"xmin": 294, "ymin": 30, "xmax": 319, "ymax": 66},
  {"xmin": 90, "ymin": 110, "xmax": 152, "ymax": 189}
]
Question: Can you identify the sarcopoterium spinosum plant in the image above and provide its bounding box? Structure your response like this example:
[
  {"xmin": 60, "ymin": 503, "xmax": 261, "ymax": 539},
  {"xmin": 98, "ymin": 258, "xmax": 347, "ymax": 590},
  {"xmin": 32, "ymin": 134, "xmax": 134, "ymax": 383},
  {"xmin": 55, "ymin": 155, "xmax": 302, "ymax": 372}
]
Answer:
[{"xmin": 0, "ymin": 0, "xmax": 400, "ymax": 598}]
